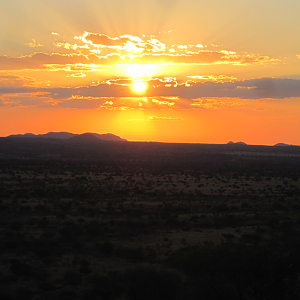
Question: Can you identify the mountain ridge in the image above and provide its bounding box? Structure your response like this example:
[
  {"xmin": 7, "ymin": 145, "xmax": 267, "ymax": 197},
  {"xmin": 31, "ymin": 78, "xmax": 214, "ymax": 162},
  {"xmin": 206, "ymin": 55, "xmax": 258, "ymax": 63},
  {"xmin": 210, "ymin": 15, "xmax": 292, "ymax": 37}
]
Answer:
[
  {"xmin": 227, "ymin": 141, "xmax": 247, "ymax": 145},
  {"xmin": 273, "ymin": 143, "xmax": 299, "ymax": 147},
  {"xmin": 7, "ymin": 132, "xmax": 127, "ymax": 142}
]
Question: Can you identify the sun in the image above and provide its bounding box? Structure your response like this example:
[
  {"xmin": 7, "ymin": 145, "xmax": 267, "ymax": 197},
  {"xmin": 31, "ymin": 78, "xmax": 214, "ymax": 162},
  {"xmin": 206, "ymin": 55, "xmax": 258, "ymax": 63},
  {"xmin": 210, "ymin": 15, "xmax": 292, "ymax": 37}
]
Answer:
[{"xmin": 132, "ymin": 81, "xmax": 146, "ymax": 93}]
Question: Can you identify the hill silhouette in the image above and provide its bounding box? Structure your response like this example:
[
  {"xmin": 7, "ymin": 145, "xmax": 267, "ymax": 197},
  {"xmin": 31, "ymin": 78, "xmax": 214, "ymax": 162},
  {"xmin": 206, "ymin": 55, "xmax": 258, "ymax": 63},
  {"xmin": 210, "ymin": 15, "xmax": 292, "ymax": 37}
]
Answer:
[
  {"xmin": 40, "ymin": 132, "xmax": 77, "ymax": 139},
  {"xmin": 227, "ymin": 141, "xmax": 247, "ymax": 145},
  {"xmin": 69, "ymin": 133, "xmax": 101, "ymax": 143},
  {"xmin": 8, "ymin": 131, "xmax": 127, "ymax": 142},
  {"xmin": 274, "ymin": 143, "xmax": 298, "ymax": 147},
  {"xmin": 90, "ymin": 133, "xmax": 127, "ymax": 142}
]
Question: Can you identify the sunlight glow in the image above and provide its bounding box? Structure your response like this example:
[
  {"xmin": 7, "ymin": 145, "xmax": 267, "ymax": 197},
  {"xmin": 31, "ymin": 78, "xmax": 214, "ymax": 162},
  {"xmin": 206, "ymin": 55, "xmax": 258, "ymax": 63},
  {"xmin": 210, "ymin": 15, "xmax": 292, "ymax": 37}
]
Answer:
[
  {"xmin": 132, "ymin": 81, "xmax": 146, "ymax": 93},
  {"xmin": 127, "ymin": 64, "xmax": 156, "ymax": 79}
]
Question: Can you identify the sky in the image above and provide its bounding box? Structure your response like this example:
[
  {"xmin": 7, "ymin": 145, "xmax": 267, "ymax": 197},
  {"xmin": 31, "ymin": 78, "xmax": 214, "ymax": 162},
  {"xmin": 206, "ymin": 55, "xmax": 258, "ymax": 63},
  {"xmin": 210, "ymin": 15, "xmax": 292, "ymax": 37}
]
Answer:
[{"xmin": 1, "ymin": 0, "xmax": 300, "ymax": 145}]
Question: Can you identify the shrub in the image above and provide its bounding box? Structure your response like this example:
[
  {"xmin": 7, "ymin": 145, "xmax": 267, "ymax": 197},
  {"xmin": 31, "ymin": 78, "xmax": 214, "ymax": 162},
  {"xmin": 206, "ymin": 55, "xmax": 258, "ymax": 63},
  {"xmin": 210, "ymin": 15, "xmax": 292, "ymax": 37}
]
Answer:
[
  {"xmin": 124, "ymin": 267, "xmax": 183, "ymax": 300},
  {"xmin": 63, "ymin": 269, "xmax": 82, "ymax": 286},
  {"xmin": 115, "ymin": 246, "xmax": 144, "ymax": 261},
  {"xmin": 10, "ymin": 260, "xmax": 32, "ymax": 277}
]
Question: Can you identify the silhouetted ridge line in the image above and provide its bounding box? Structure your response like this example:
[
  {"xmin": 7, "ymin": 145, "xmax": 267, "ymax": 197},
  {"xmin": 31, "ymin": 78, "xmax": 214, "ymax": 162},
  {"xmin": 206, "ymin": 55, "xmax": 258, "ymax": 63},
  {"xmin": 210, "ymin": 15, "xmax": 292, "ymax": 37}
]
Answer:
[
  {"xmin": 274, "ymin": 143, "xmax": 299, "ymax": 147},
  {"xmin": 227, "ymin": 141, "xmax": 247, "ymax": 145},
  {"xmin": 7, "ymin": 132, "xmax": 127, "ymax": 142},
  {"xmin": 69, "ymin": 133, "xmax": 101, "ymax": 142}
]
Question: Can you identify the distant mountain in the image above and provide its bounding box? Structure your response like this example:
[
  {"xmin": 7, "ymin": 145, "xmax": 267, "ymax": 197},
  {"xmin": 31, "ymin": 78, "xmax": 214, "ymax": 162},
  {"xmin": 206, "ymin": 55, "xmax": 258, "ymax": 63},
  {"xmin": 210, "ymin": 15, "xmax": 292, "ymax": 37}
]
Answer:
[
  {"xmin": 69, "ymin": 133, "xmax": 100, "ymax": 143},
  {"xmin": 8, "ymin": 132, "xmax": 76, "ymax": 139},
  {"xmin": 274, "ymin": 143, "xmax": 298, "ymax": 147},
  {"xmin": 9, "ymin": 133, "xmax": 36, "ymax": 137},
  {"xmin": 7, "ymin": 132, "xmax": 127, "ymax": 142},
  {"xmin": 90, "ymin": 133, "xmax": 127, "ymax": 142},
  {"xmin": 227, "ymin": 141, "xmax": 247, "ymax": 145},
  {"xmin": 38, "ymin": 132, "xmax": 78, "ymax": 139}
]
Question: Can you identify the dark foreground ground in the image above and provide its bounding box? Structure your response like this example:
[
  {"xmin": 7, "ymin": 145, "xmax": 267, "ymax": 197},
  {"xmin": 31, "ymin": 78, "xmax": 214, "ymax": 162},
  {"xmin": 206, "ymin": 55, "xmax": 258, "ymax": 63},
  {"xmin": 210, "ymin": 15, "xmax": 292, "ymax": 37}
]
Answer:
[{"xmin": 0, "ymin": 138, "xmax": 300, "ymax": 300}]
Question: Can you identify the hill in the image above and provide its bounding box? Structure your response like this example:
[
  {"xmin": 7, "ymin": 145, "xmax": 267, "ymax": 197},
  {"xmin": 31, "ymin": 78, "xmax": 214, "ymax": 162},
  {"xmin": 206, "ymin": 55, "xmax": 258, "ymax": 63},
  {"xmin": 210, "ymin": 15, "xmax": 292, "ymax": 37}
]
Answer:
[
  {"xmin": 90, "ymin": 133, "xmax": 127, "ymax": 142},
  {"xmin": 274, "ymin": 143, "xmax": 299, "ymax": 147},
  {"xmin": 8, "ymin": 132, "xmax": 127, "ymax": 142},
  {"xmin": 227, "ymin": 141, "xmax": 247, "ymax": 145},
  {"xmin": 39, "ymin": 132, "xmax": 78, "ymax": 139},
  {"xmin": 69, "ymin": 133, "xmax": 102, "ymax": 143}
]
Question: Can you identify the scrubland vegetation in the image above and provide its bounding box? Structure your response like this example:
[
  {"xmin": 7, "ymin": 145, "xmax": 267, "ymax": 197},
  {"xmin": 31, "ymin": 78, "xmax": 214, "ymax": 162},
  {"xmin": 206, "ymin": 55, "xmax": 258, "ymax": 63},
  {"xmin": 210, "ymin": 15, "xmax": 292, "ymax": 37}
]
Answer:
[{"xmin": 0, "ymin": 139, "xmax": 300, "ymax": 299}]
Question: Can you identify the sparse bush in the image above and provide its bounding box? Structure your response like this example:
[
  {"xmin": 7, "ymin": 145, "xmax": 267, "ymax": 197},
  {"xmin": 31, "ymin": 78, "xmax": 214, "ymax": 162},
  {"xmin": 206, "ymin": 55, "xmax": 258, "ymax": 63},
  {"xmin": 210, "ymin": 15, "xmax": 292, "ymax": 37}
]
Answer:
[
  {"xmin": 97, "ymin": 240, "xmax": 115, "ymax": 256},
  {"xmin": 115, "ymin": 246, "xmax": 144, "ymax": 261},
  {"xmin": 10, "ymin": 259, "xmax": 32, "ymax": 277},
  {"xmin": 272, "ymin": 202, "xmax": 286, "ymax": 211},
  {"xmin": 213, "ymin": 203, "xmax": 229, "ymax": 212},
  {"xmin": 222, "ymin": 233, "xmax": 235, "ymax": 240},
  {"xmin": 63, "ymin": 269, "xmax": 82, "ymax": 286},
  {"xmin": 124, "ymin": 267, "xmax": 183, "ymax": 300}
]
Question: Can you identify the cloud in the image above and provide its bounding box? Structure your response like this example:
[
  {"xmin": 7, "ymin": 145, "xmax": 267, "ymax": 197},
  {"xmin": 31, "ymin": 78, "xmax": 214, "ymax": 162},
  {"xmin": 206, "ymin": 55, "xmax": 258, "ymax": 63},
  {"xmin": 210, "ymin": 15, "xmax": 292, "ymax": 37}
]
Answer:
[
  {"xmin": 186, "ymin": 75, "xmax": 237, "ymax": 83},
  {"xmin": 254, "ymin": 107, "xmax": 267, "ymax": 111},
  {"xmin": 75, "ymin": 32, "xmax": 165, "ymax": 53},
  {"xmin": 190, "ymin": 97, "xmax": 248, "ymax": 109},
  {"xmin": 0, "ymin": 52, "xmax": 106, "ymax": 70},
  {"xmin": 233, "ymin": 77, "xmax": 300, "ymax": 99},
  {"xmin": 1, "ymin": 77, "xmax": 299, "ymax": 110},
  {"xmin": 0, "ymin": 92, "xmax": 52, "ymax": 108},
  {"xmin": 145, "ymin": 77, "xmax": 300, "ymax": 100},
  {"xmin": 151, "ymin": 99, "xmax": 175, "ymax": 106},
  {"xmin": 81, "ymin": 33, "xmax": 134, "ymax": 47},
  {"xmin": 2, "ymin": 77, "xmax": 300, "ymax": 101},
  {"xmin": 72, "ymin": 32, "xmax": 279, "ymax": 65},
  {"xmin": 147, "ymin": 116, "xmax": 183, "ymax": 121},
  {"xmin": 26, "ymin": 39, "xmax": 43, "ymax": 48},
  {"xmin": 67, "ymin": 72, "xmax": 86, "ymax": 78},
  {"xmin": 0, "ymin": 51, "xmax": 277, "ymax": 71},
  {"xmin": 0, "ymin": 75, "xmax": 50, "ymax": 87},
  {"xmin": 54, "ymin": 42, "xmax": 90, "ymax": 51},
  {"xmin": 0, "ymin": 31, "xmax": 280, "ymax": 71},
  {"xmin": 128, "ymin": 51, "xmax": 276, "ymax": 65},
  {"xmin": 52, "ymin": 99, "xmax": 104, "ymax": 109}
]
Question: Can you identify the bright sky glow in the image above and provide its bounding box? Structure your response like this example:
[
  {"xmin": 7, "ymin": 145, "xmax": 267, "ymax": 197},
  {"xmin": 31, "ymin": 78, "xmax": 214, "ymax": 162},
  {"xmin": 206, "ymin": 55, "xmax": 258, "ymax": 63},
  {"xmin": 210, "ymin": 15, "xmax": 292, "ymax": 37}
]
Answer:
[
  {"xmin": 127, "ymin": 64, "xmax": 157, "ymax": 78},
  {"xmin": 0, "ymin": 0, "xmax": 300, "ymax": 145}
]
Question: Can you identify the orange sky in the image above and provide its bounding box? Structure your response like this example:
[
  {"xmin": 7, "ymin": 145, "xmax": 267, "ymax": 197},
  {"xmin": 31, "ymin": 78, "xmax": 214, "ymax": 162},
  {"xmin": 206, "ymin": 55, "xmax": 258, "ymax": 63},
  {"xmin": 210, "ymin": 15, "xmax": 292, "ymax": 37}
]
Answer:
[{"xmin": 1, "ymin": 0, "xmax": 300, "ymax": 145}]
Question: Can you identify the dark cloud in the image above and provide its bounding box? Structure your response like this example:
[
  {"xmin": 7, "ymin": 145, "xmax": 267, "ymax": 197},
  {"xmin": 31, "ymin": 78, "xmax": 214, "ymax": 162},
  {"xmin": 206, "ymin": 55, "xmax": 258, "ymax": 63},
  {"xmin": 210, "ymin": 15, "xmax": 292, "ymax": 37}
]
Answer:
[
  {"xmin": 1, "ymin": 78, "xmax": 299, "ymax": 110},
  {"xmin": 235, "ymin": 78, "xmax": 300, "ymax": 99},
  {"xmin": 0, "ymin": 74, "xmax": 49, "ymax": 87},
  {"xmin": 55, "ymin": 99, "xmax": 105, "ymax": 109},
  {"xmin": 0, "ymin": 86, "xmax": 32, "ymax": 95},
  {"xmin": 149, "ymin": 78, "xmax": 300, "ymax": 100}
]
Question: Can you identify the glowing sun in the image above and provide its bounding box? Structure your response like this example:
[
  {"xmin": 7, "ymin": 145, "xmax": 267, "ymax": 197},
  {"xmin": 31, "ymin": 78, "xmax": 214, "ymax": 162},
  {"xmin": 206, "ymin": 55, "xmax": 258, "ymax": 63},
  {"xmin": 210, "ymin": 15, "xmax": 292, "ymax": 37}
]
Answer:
[{"xmin": 132, "ymin": 81, "xmax": 146, "ymax": 93}]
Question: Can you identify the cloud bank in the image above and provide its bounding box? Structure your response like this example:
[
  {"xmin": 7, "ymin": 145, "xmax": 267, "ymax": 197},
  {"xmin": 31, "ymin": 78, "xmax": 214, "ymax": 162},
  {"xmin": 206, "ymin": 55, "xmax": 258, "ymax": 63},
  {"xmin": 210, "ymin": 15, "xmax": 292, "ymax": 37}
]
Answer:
[
  {"xmin": 1, "ymin": 77, "xmax": 299, "ymax": 110},
  {"xmin": 0, "ymin": 32, "xmax": 280, "ymax": 71}
]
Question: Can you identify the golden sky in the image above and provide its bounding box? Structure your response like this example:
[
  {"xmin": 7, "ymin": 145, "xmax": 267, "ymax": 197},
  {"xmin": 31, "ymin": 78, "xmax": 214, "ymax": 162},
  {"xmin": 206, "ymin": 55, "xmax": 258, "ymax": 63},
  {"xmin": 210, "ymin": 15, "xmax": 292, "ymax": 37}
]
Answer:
[{"xmin": 1, "ymin": 0, "xmax": 300, "ymax": 145}]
